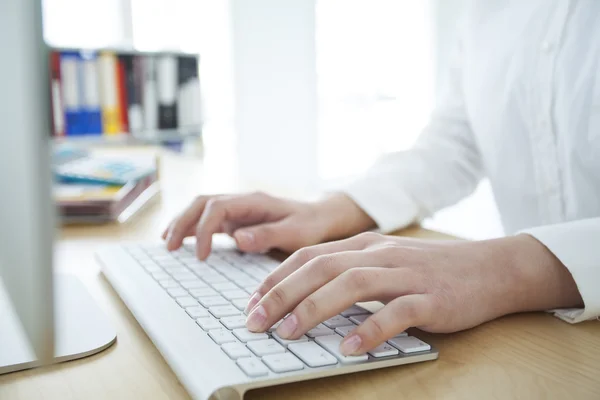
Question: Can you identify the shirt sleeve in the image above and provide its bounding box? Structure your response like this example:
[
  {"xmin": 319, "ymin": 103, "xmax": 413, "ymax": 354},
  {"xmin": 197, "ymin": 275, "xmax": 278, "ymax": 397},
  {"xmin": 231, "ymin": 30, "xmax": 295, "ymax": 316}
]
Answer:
[
  {"xmin": 520, "ymin": 218, "xmax": 600, "ymax": 323},
  {"xmin": 341, "ymin": 26, "xmax": 484, "ymax": 233}
]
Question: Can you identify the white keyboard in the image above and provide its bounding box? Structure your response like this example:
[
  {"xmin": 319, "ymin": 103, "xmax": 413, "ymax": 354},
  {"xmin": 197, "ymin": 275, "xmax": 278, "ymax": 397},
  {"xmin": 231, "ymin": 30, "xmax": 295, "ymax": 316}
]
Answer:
[{"xmin": 99, "ymin": 241, "xmax": 438, "ymax": 399}]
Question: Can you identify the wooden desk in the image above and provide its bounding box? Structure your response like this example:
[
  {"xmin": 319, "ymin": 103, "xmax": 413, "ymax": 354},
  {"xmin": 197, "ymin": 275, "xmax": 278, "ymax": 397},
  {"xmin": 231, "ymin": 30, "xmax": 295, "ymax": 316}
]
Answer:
[{"xmin": 1, "ymin": 150, "xmax": 599, "ymax": 400}]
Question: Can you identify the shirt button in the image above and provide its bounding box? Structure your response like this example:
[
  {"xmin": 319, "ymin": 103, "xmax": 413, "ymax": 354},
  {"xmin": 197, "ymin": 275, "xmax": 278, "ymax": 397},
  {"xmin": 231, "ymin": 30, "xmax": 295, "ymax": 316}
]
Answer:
[{"xmin": 541, "ymin": 41, "xmax": 553, "ymax": 53}]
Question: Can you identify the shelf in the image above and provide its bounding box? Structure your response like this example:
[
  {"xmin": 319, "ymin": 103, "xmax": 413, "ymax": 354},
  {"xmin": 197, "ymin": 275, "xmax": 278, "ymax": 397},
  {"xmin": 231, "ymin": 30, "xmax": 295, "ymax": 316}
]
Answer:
[
  {"xmin": 52, "ymin": 128, "xmax": 202, "ymax": 147},
  {"xmin": 47, "ymin": 46, "xmax": 200, "ymax": 58}
]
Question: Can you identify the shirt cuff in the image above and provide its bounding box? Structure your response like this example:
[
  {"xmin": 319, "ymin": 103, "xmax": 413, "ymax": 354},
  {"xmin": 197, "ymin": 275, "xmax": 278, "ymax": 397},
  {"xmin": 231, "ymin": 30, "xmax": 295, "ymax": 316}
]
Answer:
[
  {"xmin": 341, "ymin": 175, "xmax": 421, "ymax": 234},
  {"xmin": 520, "ymin": 220, "xmax": 600, "ymax": 323}
]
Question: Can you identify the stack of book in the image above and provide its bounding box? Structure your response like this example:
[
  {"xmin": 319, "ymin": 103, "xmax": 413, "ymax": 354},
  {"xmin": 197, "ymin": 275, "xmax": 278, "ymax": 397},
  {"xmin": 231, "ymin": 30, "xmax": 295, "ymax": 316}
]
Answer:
[
  {"xmin": 53, "ymin": 147, "xmax": 160, "ymax": 224},
  {"xmin": 49, "ymin": 50, "xmax": 202, "ymax": 139}
]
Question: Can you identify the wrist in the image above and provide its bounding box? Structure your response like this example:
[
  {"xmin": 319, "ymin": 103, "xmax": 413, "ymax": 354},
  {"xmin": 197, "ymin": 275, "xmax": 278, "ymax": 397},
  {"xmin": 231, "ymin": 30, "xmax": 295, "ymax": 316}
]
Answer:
[
  {"xmin": 312, "ymin": 193, "xmax": 376, "ymax": 242},
  {"xmin": 494, "ymin": 234, "xmax": 583, "ymax": 315}
]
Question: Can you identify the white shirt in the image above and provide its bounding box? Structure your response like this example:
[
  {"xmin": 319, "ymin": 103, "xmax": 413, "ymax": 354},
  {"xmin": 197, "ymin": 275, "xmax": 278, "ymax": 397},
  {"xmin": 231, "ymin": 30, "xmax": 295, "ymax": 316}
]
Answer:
[{"xmin": 344, "ymin": 0, "xmax": 600, "ymax": 323}]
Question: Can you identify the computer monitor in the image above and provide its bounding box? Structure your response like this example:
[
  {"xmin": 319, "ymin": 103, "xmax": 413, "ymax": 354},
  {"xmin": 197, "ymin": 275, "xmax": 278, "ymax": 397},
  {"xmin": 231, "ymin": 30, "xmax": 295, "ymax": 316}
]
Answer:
[
  {"xmin": 0, "ymin": 0, "xmax": 116, "ymax": 375},
  {"xmin": 0, "ymin": 0, "xmax": 56, "ymax": 364}
]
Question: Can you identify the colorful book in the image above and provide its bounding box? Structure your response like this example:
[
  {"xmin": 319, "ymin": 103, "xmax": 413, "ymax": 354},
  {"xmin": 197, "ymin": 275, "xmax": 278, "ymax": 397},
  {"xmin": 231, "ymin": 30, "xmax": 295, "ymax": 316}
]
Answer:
[
  {"xmin": 177, "ymin": 56, "xmax": 202, "ymax": 128},
  {"xmin": 98, "ymin": 52, "xmax": 122, "ymax": 135},
  {"xmin": 79, "ymin": 52, "xmax": 103, "ymax": 135},
  {"xmin": 116, "ymin": 56, "xmax": 129, "ymax": 133},
  {"xmin": 143, "ymin": 56, "xmax": 158, "ymax": 132},
  {"xmin": 157, "ymin": 55, "xmax": 178, "ymax": 130},
  {"xmin": 49, "ymin": 51, "xmax": 65, "ymax": 136},
  {"xmin": 60, "ymin": 52, "xmax": 84, "ymax": 135},
  {"xmin": 123, "ymin": 55, "xmax": 144, "ymax": 133}
]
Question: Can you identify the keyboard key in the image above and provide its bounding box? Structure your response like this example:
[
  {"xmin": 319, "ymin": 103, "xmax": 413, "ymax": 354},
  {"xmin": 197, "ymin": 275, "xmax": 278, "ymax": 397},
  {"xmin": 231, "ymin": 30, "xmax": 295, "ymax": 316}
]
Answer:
[
  {"xmin": 186, "ymin": 306, "xmax": 209, "ymax": 319},
  {"xmin": 349, "ymin": 314, "xmax": 370, "ymax": 325},
  {"xmin": 242, "ymin": 285, "xmax": 258, "ymax": 294},
  {"xmin": 141, "ymin": 262, "xmax": 162, "ymax": 273},
  {"xmin": 340, "ymin": 305, "xmax": 370, "ymax": 317},
  {"xmin": 210, "ymin": 282, "xmax": 239, "ymax": 291},
  {"xmin": 171, "ymin": 271, "xmax": 198, "ymax": 281},
  {"xmin": 209, "ymin": 305, "xmax": 240, "ymax": 318},
  {"xmin": 176, "ymin": 296, "xmax": 199, "ymax": 308},
  {"xmin": 288, "ymin": 341, "xmax": 338, "ymax": 368},
  {"xmin": 271, "ymin": 331, "xmax": 309, "ymax": 347},
  {"xmin": 220, "ymin": 315, "xmax": 248, "ymax": 330},
  {"xmin": 164, "ymin": 266, "xmax": 188, "ymax": 275},
  {"xmin": 206, "ymin": 258, "xmax": 233, "ymax": 268},
  {"xmin": 258, "ymin": 260, "xmax": 280, "ymax": 271},
  {"xmin": 232, "ymin": 297, "xmax": 251, "ymax": 311},
  {"xmin": 322, "ymin": 315, "xmax": 353, "ymax": 329},
  {"xmin": 315, "ymin": 334, "xmax": 368, "ymax": 363},
  {"xmin": 221, "ymin": 271, "xmax": 248, "ymax": 280},
  {"xmin": 151, "ymin": 271, "xmax": 170, "ymax": 281},
  {"xmin": 232, "ymin": 276, "xmax": 258, "ymax": 287},
  {"xmin": 153, "ymin": 255, "xmax": 176, "ymax": 262},
  {"xmin": 388, "ymin": 336, "xmax": 431, "ymax": 354},
  {"xmin": 247, "ymin": 339, "xmax": 285, "ymax": 356},
  {"xmin": 237, "ymin": 358, "xmax": 268, "ymax": 377},
  {"xmin": 306, "ymin": 324, "xmax": 334, "ymax": 338},
  {"xmin": 233, "ymin": 328, "xmax": 269, "ymax": 342},
  {"xmin": 199, "ymin": 296, "xmax": 229, "ymax": 307},
  {"xmin": 180, "ymin": 279, "xmax": 207, "ymax": 290},
  {"xmin": 202, "ymin": 275, "xmax": 229, "ymax": 284},
  {"xmin": 262, "ymin": 352, "xmax": 304, "ymax": 373},
  {"xmin": 189, "ymin": 288, "xmax": 217, "ymax": 298},
  {"xmin": 158, "ymin": 279, "xmax": 180, "ymax": 289},
  {"xmin": 196, "ymin": 316, "xmax": 222, "ymax": 330},
  {"xmin": 394, "ymin": 331, "xmax": 408, "ymax": 337},
  {"xmin": 221, "ymin": 290, "xmax": 249, "ymax": 300},
  {"xmin": 222, "ymin": 341, "xmax": 251, "ymax": 359},
  {"xmin": 208, "ymin": 329, "xmax": 236, "ymax": 344},
  {"xmin": 167, "ymin": 287, "xmax": 189, "ymax": 298},
  {"xmin": 368, "ymin": 342, "xmax": 399, "ymax": 358},
  {"xmin": 268, "ymin": 320, "xmax": 283, "ymax": 332},
  {"xmin": 244, "ymin": 266, "xmax": 268, "ymax": 279},
  {"xmin": 334, "ymin": 326, "xmax": 355, "ymax": 337}
]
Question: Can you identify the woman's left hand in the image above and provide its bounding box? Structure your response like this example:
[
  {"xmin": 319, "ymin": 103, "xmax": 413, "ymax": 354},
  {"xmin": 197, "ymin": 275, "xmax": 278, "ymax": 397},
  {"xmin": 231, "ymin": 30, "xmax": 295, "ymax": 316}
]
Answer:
[{"xmin": 244, "ymin": 232, "xmax": 582, "ymax": 356}]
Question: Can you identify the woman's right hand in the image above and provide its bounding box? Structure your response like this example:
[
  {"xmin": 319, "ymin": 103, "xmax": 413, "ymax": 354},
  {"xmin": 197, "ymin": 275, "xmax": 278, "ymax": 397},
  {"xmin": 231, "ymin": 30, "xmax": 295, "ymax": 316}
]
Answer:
[{"xmin": 162, "ymin": 192, "xmax": 376, "ymax": 260}]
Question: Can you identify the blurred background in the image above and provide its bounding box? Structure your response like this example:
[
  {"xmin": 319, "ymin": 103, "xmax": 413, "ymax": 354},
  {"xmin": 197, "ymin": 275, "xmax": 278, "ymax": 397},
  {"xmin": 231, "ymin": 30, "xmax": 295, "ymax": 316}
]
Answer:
[{"xmin": 43, "ymin": 0, "xmax": 503, "ymax": 240}]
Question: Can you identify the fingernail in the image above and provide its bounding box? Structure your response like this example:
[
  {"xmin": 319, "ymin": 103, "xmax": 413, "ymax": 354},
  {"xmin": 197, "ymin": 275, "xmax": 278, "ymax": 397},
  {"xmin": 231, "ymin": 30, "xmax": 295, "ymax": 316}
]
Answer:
[
  {"xmin": 245, "ymin": 305, "xmax": 267, "ymax": 331},
  {"xmin": 340, "ymin": 334, "xmax": 362, "ymax": 356},
  {"xmin": 244, "ymin": 292, "xmax": 262, "ymax": 314},
  {"xmin": 237, "ymin": 230, "xmax": 254, "ymax": 245},
  {"xmin": 276, "ymin": 314, "xmax": 298, "ymax": 338}
]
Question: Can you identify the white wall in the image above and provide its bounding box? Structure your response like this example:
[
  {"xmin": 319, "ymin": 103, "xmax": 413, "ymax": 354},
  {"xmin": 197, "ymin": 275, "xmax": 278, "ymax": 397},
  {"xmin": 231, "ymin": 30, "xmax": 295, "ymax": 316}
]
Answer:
[{"xmin": 231, "ymin": 0, "xmax": 319, "ymax": 193}]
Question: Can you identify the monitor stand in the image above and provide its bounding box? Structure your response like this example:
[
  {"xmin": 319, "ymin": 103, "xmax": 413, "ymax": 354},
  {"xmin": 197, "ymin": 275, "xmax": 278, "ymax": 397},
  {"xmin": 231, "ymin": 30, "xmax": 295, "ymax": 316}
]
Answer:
[{"xmin": 0, "ymin": 274, "xmax": 116, "ymax": 374}]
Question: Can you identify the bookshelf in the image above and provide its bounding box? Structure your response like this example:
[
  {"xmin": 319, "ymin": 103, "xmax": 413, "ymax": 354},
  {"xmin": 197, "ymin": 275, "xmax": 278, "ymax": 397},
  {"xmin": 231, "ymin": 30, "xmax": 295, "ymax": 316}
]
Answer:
[{"xmin": 48, "ymin": 46, "xmax": 202, "ymax": 147}]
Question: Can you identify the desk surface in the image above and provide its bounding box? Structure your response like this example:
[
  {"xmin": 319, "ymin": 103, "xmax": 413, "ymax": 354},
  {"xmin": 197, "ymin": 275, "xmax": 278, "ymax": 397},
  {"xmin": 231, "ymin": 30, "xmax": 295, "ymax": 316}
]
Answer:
[{"xmin": 1, "ymin": 150, "xmax": 599, "ymax": 400}]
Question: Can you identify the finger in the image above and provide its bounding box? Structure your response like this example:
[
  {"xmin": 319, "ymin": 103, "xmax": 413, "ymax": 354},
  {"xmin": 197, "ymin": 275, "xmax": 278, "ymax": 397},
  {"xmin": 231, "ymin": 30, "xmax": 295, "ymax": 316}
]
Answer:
[
  {"xmin": 194, "ymin": 193, "xmax": 289, "ymax": 259},
  {"xmin": 233, "ymin": 218, "xmax": 299, "ymax": 253},
  {"xmin": 276, "ymin": 268, "xmax": 416, "ymax": 340},
  {"xmin": 166, "ymin": 195, "xmax": 217, "ymax": 250},
  {"xmin": 340, "ymin": 294, "xmax": 432, "ymax": 356},
  {"xmin": 161, "ymin": 222, "xmax": 173, "ymax": 239},
  {"xmin": 247, "ymin": 232, "xmax": 380, "ymax": 310}
]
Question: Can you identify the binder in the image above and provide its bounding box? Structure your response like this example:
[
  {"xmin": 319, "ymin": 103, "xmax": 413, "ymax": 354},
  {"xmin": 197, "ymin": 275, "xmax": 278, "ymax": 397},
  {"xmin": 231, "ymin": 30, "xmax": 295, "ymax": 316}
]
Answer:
[
  {"xmin": 60, "ymin": 52, "xmax": 84, "ymax": 135},
  {"xmin": 156, "ymin": 55, "xmax": 178, "ymax": 130},
  {"xmin": 123, "ymin": 55, "xmax": 144, "ymax": 133},
  {"xmin": 79, "ymin": 52, "xmax": 103, "ymax": 135},
  {"xmin": 49, "ymin": 51, "xmax": 65, "ymax": 136},
  {"xmin": 177, "ymin": 56, "xmax": 202, "ymax": 128},
  {"xmin": 143, "ymin": 56, "xmax": 158, "ymax": 132},
  {"xmin": 116, "ymin": 57, "xmax": 129, "ymax": 133},
  {"xmin": 98, "ymin": 52, "xmax": 122, "ymax": 135}
]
